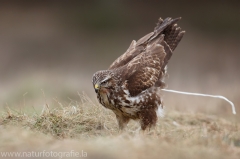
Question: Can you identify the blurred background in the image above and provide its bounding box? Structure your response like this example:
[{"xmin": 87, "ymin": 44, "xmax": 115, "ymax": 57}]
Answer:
[{"xmin": 0, "ymin": 0, "xmax": 240, "ymax": 116}]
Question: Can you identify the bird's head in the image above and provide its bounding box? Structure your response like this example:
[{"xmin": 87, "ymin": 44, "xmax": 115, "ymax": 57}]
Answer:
[{"xmin": 92, "ymin": 70, "xmax": 116, "ymax": 94}]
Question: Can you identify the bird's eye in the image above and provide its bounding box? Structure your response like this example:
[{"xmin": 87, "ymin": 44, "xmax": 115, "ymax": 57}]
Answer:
[{"xmin": 101, "ymin": 80, "xmax": 107, "ymax": 84}]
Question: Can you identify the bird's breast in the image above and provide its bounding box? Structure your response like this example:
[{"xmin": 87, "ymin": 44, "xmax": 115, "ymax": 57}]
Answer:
[{"xmin": 98, "ymin": 90, "xmax": 118, "ymax": 111}]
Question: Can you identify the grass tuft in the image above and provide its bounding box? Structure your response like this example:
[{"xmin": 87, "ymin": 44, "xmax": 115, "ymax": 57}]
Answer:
[{"xmin": 0, "ymin": 93, "xmax": 240, "ymax": 159}]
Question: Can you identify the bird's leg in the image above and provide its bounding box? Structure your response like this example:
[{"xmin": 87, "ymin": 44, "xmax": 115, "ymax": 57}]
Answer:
[
  {"xmin": 139, "ymin": 109, "xmax": 157, "ymax": 134},
  {"xmin": 153, "ymin": 126, "xmax": 157, "ymax": 137},
  {"xmin": 116, "ymin": 114, "xmax": 130, "ymax": 133}
]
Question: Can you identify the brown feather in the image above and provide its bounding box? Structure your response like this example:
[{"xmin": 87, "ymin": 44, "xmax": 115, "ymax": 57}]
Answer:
[
  {"xmin": 92, "ymin": 17, "xmax": 185, "ymax": 131},
  {"xmin": 125, "ymin": 43, "xmax": 165, "ymax": 96}
]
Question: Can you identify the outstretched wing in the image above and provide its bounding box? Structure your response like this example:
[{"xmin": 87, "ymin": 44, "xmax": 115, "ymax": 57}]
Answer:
[
  {"xmin": 109, "ymin": 17, "xmax": 184, "ymax": 70},
  {"xmin": 113, "ymin": 17, "xmax": 185, "ymax": 96},
  {"xmin": 122, "ymin": 36, "xmax": 166, "ymax": 96},
  {"xmin": 108, "ymin": 40, "xmax": 139, "ymax": 70},
  {"xmin": 108, "ymin": 32, "xmax": 154, "ymax": 70}
]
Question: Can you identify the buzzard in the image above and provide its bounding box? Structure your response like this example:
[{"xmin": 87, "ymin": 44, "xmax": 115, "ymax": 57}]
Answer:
[{"xmin": 92, "ymin": 17, "xmax": 185, "ymax": 130}]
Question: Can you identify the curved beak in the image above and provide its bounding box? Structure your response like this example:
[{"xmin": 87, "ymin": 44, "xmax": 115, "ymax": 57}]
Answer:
[{"xmin": 94, "ymin": 84, "xmax": 100, "ymax": 93}]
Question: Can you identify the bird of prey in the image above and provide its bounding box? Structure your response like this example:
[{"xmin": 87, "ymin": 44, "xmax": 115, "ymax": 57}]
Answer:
[{"xmin": 92, "ymin": 17, "xmax": 185, "ymax": 130}]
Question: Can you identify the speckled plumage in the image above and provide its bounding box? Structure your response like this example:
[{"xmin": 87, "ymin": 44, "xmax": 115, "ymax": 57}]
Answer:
[{"xmin": 92, "ymin": 17, "xmax": 185, "ymax": 130}]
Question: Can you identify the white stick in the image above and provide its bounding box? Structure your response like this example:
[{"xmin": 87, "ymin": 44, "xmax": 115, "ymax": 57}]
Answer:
[{"xmin": 162, "ymin": 89, "xmax": 236, "ymax": 115}]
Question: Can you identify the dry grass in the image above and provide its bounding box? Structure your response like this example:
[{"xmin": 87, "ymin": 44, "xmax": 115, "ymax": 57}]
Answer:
[{"xmin": 0, "ymin": 93, "xmax": 240, "ymax": 159}]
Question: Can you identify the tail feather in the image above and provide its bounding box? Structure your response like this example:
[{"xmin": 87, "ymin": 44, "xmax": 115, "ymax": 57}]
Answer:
[
  {"xmin": 162, "ymin": 17, "xmax": 185, "ymax": 51},
  {"xmin": 172, "ymin": 30, "xmax": 185, "ymax": 51},
  {"xmin": 154, "ymin": 17, "xmax": 181, "ymax": 35},
  {"xmin": 153, "ymin": 17, "xmax": 185, "ymax": 88},
  {"xmin": 161, "ymin": 17, "xmax": 185, "ymax": 67}
]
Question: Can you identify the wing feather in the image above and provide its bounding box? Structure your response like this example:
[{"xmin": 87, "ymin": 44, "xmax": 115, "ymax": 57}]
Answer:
[
  {"xmin": 109, "ymin": 40, "xmax": 141, "ymax": 70},
  {"xmin": 109, "ymin": 17, "xmax": 185, "ymax": 96},
  {"xmin": 124, "ymin": 41, "xmax": 166, "ymax": 96}
]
